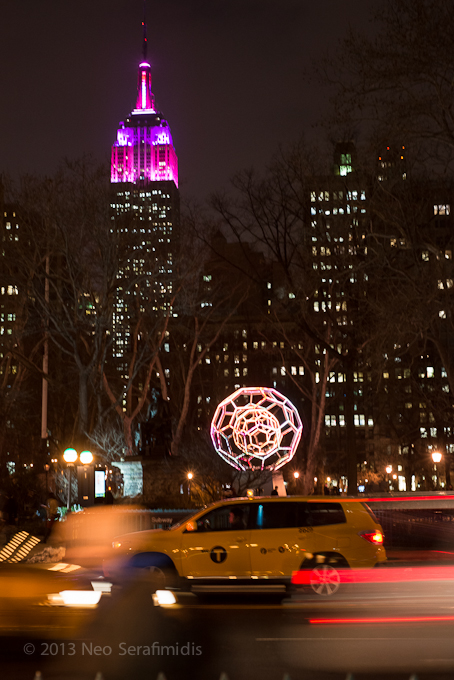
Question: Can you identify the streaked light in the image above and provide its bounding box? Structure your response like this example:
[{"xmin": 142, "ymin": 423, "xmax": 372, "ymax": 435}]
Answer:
[
  {"xmin": 293, "ymin": 564, "xmax": 454, "ymax": 586},
  {"xmin": 91, "ymin": 580, "xmax": 113, "ymax": 593},
  {"xmin": 49, "ymin": 590, "xmax": 102, "ymax": 608},
  {"xmin": 310, "ymin": 615, "xmax": 454, "ymax": 625},
  {"xmin": 152, "ymin": 590, "xmax": 177, "ymax": 606},
  {"xmin": 48, "ymin": 562, "xmax": 82, "ymax": 573}
]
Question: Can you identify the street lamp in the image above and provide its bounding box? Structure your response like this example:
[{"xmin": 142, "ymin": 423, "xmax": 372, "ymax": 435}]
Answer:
[
  {"xmin": 80, "ymin": 450, "xmax": 94, "ymax": 465},
  {"xmin": 293, "ymin": 471, "xmax": 300, "ymax": 495},
  {"xmin": 63, "ymin": 448, "xmax": 93, "ymax": 510},
  {"xmin": 432, "ymin": 451, "xmax": 442, "ymax": 488},
  {"xmin": 187, "ymin": 472, "xmax": 193, "ymax": 497},
  {"xmin": 385, "ymin": 465, "xmax": 392, "ymax": 491},
  {"xmin": 63, "ymin": 448, "xmax": 77, "ymax": 510},
  {"xmin": 44, "ymin": 463, "xmax": 50, "ymax": 494}
]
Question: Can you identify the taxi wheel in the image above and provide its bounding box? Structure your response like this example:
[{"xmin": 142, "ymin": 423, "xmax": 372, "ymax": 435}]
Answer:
[
  {"xmin": 309, "ymin": 563, "xmax": 341, "ymax": 596},
  {"xmin": 146, "ymin": 566, "xmax": 167, "ymax": 590},
  {"xmin": 143, "ymin": 565, "xmax": 178, "ymax": 592}
]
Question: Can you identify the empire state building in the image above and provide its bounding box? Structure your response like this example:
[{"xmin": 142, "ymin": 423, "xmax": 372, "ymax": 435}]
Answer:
[{"xmin": 110, "ymin": 26, "xmax": 179, "ymax": 363}]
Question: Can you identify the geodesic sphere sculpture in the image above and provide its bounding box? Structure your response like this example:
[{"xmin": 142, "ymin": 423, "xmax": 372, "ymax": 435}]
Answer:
[{"xmin": 210, "ymin": 387, "xmax": 303, "ymax": 471}]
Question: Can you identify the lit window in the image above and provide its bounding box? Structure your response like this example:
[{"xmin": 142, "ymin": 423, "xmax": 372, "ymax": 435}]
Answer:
[{"xmin": 434, "ymin": 204, "xmax": 450, "ymax": 215}]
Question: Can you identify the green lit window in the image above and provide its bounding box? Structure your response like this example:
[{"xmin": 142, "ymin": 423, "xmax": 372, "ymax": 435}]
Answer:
[{"xmin": 339, "ymin": 154, "xmax": 352, "ymax": 176}]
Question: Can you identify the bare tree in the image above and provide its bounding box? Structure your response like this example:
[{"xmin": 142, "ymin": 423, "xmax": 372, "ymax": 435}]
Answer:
[
  {"xmin": 209, "ymin": 142, "xmax": 381, "ymax": 494},
  {"xmin": 323, "ymin": 0, "xmax": 454, "ymax": 172},
  {"xmin": 8, "ymin": 160, "xmax": 118, "ymax": 449}
]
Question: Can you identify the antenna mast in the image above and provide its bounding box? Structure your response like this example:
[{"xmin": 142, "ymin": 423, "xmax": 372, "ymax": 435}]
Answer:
[{"xmin": 142, "ymin": 1, "xmax": 148, "ymax": 62}]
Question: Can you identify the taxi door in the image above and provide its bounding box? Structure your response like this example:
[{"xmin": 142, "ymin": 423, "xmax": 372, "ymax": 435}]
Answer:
[
  {"xmin": 179, "ymin": 503, "xmax": 252, "ymax": 578},
  {"xmin": 307, "ymin": 501, "xmax": 353, "ymax": 559},
  {"xmin": 249, "ymin": 501, "xmax": 317, "ymax": 579}
]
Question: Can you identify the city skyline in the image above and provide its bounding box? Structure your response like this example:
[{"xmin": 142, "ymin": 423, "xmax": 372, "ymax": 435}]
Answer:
[{"xmin": 0, "ymin": 0, "xmax": 375, "ymax": 204}]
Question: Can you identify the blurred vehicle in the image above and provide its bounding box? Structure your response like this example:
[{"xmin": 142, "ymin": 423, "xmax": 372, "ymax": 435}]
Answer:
[
  {"xmin": 292, "ymin": 561, "xmax": 454, "ymax": 598},
  {"xmin": 104, "ymin": 497, "xmax": 386, "ymax": 593},
  {"xmin": 0, "ymin": 561, "xmax": 105, "ymax": 637},
  {"xmin": 55, "ymin": 505, "xmax": 160, "ymax": 569}
]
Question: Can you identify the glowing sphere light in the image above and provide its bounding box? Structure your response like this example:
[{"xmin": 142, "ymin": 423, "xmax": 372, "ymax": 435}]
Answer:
[{"xmin": 211, "ymin": 387, "xmax": 303, "ymax": 471}]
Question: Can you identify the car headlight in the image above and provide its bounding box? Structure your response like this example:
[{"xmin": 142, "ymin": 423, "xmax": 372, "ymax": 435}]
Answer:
[
  {"xmin": 48, "ymin": 590, "xmax": 102, "ymax": 608},
  {"xmin": 152, "ymin": 590, "xmax": 177, "ymax": 607}
]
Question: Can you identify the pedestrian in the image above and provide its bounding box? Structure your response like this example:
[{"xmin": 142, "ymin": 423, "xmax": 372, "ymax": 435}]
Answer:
[
  {"xmin": 271, "ymin": 486, "xmax": 279, "ymax": 496},
  {"xmin": 44, "ymin": 492, "xmax": 59, "ymax": 543},
  {"xmin": 3, "ymin": 494, "xmax": 17, "ymax": 525}
]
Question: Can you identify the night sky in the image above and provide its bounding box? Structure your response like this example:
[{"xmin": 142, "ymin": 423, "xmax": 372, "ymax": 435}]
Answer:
[{"xmin": 0, "ymin": 0, "xmax": 375, "ymax": 204}]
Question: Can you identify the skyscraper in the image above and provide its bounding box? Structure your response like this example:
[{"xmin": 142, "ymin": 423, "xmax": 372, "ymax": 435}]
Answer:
[{"xmin": 110, "ymin": 23, "xmax": 180, "ymax": 364}]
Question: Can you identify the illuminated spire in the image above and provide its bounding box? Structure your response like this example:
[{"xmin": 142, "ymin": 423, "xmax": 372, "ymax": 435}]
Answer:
[
  {"xmin": 135, "ymin": 2, "xmax": 154, "ymax": 112},
  {"xmin": 110, "ymin": 8, "xmax": 178, "ymax": 186},
  {"xmin": 135, "ymin": 62, "xmax": 154, "ymax": 112},
  {"xmin": 142, "ymin": 1, "xmax": 148, "ymax": 62}
]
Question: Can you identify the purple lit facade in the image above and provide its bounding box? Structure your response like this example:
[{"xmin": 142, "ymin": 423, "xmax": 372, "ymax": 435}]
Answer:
[
  {"xmin": 111, "ymin": 60, "xmax": 178, "ymax": 186},
  {"xmin": 110, "ymin": 40, "xmax": 180, "ymax": 368}
]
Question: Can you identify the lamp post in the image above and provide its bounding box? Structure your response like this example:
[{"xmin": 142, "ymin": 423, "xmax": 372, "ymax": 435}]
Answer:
[
  {"xmin": 432, "ymin": 451, "xmax": 442, "ymax": 489},
  {"xmin": 385, "ymin": 465, "xmax": 392, "ymax": 491},
  {"xmin": 44, "ymin": 464, "xmax": 50, "ymax": 494},
  {"xmin": 293, "ymin": 471, "xmax": 300, "ymax": 494},
  {"xmin": 187, "ymin": 472, "xmax": 193, "ymax": 498},
  {"xmin": 63, "ymin": 448, "xmax": 93, "ymax": 510}
]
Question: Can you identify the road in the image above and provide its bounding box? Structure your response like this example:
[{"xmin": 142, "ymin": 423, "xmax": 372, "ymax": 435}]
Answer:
[{"xmin": 5, "ymin": 575, "xmax": 454, "ymax": 680}]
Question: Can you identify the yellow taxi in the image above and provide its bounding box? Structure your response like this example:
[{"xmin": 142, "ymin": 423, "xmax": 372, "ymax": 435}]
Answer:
[{"xmin": 105, "ymin": 496, "xmax": 386, "ymax": 594}]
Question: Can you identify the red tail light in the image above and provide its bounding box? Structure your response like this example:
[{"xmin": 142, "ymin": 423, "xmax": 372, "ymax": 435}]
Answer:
[{"xmin": 359, "ymin": 530, "xmax": 384, "ymax": 545}]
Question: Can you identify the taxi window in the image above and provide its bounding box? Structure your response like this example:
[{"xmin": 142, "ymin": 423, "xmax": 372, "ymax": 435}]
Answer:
[
  {"xmin": 195, "ymin": 504, "xmax": 250, "ymax": 532},
  {"xmin": 308, "ymin": 502, "xmax": 346, "ymax": 526},
  {"xmin": 255, "ymin": 502, "xmax": 311, "ymax": 529}
]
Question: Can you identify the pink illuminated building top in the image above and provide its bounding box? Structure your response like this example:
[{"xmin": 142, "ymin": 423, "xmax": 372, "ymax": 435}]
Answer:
[{"xmin": 111, "ymin": 38, "xmax": 178, "ymax": 186}]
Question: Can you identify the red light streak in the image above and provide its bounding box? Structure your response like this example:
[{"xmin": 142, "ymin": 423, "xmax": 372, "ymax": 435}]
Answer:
[
  {"xmin": 292, "ymin": 565, "xmax": 454, "ymax": 586},
  {"xmin": 310, "ymin": 615, "xmax": 454, "ymax": 625}
]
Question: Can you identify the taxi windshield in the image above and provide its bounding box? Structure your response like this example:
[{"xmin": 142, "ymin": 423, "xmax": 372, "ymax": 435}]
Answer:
[{"xmin": 170, "ymin": 507, "xmax": 207, "ymax": 530}]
